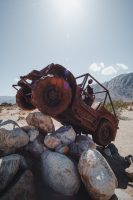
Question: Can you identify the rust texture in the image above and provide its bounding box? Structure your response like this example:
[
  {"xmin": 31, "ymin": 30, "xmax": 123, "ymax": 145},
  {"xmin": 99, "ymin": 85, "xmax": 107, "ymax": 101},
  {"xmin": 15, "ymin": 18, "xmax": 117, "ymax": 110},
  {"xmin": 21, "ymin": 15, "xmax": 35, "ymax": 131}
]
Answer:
[{"xmin": 13, "ymin": 63, "xmax": 119, "ymax": 146}]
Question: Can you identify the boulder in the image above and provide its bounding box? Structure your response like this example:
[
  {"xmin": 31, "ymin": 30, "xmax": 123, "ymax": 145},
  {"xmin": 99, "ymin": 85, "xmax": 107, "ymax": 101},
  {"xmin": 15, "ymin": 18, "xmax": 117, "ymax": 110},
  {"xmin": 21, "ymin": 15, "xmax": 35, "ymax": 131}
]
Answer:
[
  {"xmin": 0, "ymin": 127, "xmax": 29, "ymax": 152},
  {"xmin": 0, "ymin": 148, "xmax": 16, "ymax": 157},
  {"xmin": 26, "ymin": 112, "xmax": 55, "ymax": 133},
  {"xmin": 52, "ymin": 125, "xmax": 76, "ymax": 145},
  {"xmin": 69, "ymin": 135, "xmax": 96, "ymax": 157},
  {"xmin": 78, "ymin": 149, "xmax": 118, "ymax": 200},
  {"xmin": 44, "ymin": 135, "xmax": 61, "ymax": 149},
  {"xmin": 41, "ymin": 151, "xmax": 81, "ymax": 195},
  {"xmin": 0, "ymin": 170, "xmax": 35, "ymax": 200},
  {"xmin": 0, "ymin": 154, "xmax": 27, "ymax": 191},
  {"xmin": 25, "ymin": 138, "xmax": 47, "ymax": 158},
  {"xmin": 55, "ymin": 144, "xmax": 69, "ymax": 154},
  {"xmin": 26, "ymin": 127, "xmax": 39, "ymax": 142}
]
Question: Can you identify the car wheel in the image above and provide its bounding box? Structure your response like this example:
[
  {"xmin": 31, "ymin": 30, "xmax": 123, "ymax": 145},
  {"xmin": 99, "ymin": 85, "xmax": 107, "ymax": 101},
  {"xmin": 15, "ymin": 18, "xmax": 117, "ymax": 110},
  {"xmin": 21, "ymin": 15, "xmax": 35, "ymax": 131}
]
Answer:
[
  {"xmin": 93, "ymin": 120, "xmax": 114, "ymax": 146},
  {"xmin": 31, "ymin": 76, "xmax": 72, "ymax": 116}
]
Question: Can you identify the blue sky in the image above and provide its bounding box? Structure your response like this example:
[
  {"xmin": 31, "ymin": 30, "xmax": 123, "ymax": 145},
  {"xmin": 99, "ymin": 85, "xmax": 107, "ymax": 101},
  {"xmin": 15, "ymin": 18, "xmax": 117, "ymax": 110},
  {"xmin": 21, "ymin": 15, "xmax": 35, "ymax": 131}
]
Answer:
[{"xmin": 0, "ymin": 0, "xmax": 133, "ymax": 95}]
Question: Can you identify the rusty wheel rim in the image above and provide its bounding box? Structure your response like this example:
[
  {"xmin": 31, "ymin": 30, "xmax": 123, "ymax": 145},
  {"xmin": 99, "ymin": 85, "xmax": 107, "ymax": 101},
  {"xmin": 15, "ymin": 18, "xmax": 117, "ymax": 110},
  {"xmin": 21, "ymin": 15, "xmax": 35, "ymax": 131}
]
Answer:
[
  {"xmin": 31, "ymin": 76, "xmax": 72, "ymax": 116},
  {"xmin": 94, "ymin": 120, "xmax": 113, "ymax": 146}
]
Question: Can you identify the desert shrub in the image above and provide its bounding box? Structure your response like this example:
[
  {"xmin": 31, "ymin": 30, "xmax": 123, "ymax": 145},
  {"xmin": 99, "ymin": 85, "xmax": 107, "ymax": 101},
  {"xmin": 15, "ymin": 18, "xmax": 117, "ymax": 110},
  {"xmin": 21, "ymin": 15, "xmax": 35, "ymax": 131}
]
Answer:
[
  {"xmin": 129, "ymin": 106, "xmax": 133, "ymax": 111},
  {"xmin": 0, "ymin": 102, "xmax": 12, "ymax": 107},
  {"xmin": 0, "ymin": 107, "xmax": 2, "ymax": 113},
  {"xmin": 105, "ymin": 100, "xmax": 129, "ymax": 118},
  {"xmin": 126, "ymin": 102, "xmax": 133, "ymax": 111}
]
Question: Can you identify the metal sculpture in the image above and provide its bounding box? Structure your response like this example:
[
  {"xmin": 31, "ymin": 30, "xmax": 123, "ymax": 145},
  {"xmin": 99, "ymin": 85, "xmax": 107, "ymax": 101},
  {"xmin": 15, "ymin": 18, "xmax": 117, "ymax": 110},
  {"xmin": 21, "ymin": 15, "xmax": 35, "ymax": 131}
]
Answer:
[{"xmin": 13, "ymin": 63, "xmax": 119, "ymax": 146}]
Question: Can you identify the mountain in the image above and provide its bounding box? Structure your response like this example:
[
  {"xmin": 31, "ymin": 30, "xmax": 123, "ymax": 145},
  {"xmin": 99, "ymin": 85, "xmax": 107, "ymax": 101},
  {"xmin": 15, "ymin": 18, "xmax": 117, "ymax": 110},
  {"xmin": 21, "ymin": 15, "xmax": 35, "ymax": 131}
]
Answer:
[
  {"xmin": 93, "ymin": 73, "xmax": 133, "ymax": 101},
  {"xmin": 0, "ymin": 96, "xmax": 16, "ymax": 105}
]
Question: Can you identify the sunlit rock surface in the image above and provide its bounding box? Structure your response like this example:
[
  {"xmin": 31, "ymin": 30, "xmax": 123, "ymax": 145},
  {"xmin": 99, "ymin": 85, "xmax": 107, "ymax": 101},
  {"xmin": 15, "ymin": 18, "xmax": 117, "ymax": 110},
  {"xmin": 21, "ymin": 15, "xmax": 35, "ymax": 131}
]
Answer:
[
  {"xmin": 41, "ymin": 150, "xmax": 81, "ymax": 196},
  {"xmin": 78, "ymin": 149, "xmax": 118, "ymax": 200},
  {"xmin": 26, "ymin": 112, "xmax": 55, "ymax": 133}
]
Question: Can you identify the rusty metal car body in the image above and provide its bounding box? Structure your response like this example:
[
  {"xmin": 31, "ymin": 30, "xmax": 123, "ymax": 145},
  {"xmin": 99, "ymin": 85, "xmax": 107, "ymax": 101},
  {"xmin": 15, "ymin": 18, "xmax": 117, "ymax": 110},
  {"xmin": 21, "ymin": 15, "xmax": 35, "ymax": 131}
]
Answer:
[{"xmin": 13, "ymin": 63, "xmax": 119, "ymax": 146}]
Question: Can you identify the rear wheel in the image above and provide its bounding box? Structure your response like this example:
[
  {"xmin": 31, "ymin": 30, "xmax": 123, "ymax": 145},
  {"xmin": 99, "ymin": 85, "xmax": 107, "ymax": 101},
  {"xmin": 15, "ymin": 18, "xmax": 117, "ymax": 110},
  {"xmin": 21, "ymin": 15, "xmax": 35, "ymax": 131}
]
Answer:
[
  {"xmin": 31, "ymin": 76, "xmax": 72, "ymax": 116},
  {"xmin": 16, "ymin": 87, "xmax": 35, "ymax": 110},
  {"xmin": 93, "ymin": 120, "xmax": 114, "ymax": 146}
]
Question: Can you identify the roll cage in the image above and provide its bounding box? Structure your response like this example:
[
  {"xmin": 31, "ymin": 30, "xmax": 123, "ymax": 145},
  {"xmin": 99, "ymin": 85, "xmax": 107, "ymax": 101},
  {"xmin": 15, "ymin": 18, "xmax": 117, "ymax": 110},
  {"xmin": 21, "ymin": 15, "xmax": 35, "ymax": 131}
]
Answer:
[{"xmin": 76, "ymin": 73, "xmax": 117, "ymax": 118}]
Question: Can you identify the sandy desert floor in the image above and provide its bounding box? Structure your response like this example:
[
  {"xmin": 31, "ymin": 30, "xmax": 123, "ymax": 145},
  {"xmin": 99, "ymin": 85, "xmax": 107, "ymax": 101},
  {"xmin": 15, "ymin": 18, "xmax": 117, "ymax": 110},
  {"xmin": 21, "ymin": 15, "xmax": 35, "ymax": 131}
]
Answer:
[{"xmin": 0, "ymin": 105, "xmax": 133, "ymax": 198}]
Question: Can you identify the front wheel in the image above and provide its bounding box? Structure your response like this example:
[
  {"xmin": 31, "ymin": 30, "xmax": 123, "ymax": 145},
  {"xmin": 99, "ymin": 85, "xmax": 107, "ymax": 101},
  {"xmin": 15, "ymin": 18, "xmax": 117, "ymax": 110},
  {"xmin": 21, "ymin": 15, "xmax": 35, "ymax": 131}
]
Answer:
[
  {"xmin": 93, "ymin": 120, "xmax": 114, "ymax": 146},
  {"xmin": 31, "ymin": 76, "xmax": 72, "ymax": 116}
]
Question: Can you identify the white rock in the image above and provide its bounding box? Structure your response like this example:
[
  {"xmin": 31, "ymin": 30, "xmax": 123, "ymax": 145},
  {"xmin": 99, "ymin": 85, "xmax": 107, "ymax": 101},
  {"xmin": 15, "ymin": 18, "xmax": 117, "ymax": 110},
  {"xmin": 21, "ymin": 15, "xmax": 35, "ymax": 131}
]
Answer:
[
  {"xmin": 0, "ymin": 154, "xmax": 27, "ymax": 191},
  {"xmin": 44, "ymin": 135, "xmax": 61, "ymax": 149},
  {"xmin": 26, "ymin": 112, "xmax": 55, "ymax": 133},
  {"xmin": 53, "ymin": 125, "xmax": 76, "ymax": 145},
  {"xmin": 0, "ymin": 128, "xmax": 30, "ymax": 152},
  {"xmin": 78, "ymin": 149, "xmax": 118, "ymax": 200},
  {"xmin": 41, "ymin": 151, "xmax": 81, "ymax": 195}
]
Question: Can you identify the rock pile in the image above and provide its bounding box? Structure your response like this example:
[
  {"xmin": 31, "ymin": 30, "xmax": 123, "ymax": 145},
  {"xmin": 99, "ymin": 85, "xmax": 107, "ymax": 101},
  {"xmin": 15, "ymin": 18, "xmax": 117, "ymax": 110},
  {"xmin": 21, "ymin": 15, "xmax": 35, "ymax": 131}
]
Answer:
[{"xmin": 0, "ymin": 111, "xmax": 130, "ymax": 200}]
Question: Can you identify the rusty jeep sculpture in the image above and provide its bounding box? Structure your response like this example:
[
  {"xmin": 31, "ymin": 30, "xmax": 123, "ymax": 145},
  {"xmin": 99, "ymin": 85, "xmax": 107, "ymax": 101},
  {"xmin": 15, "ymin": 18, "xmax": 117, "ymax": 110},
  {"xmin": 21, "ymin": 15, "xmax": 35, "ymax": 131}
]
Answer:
[{"xmin": 13, "ymin": 63, "xmax": 119, "ymax": 146}]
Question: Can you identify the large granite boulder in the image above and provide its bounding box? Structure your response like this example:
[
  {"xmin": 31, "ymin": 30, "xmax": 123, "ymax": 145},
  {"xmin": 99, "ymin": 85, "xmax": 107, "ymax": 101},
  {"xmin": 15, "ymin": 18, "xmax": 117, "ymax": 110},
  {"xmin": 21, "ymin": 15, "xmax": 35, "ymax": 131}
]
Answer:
[
  {"xmin": 0, "ymin": 170, "xmax": 35, "ymax": 200},
  {"xmin": 0, "ymin": 154, "xmax": 27, "ymax": 191},
  {"xmin": 78, "ymin": 149, "xmax": 118, "ymax": 200},
  {"xmin": 44, "ymin": 125, "xmax": 76, "ymax": 150},
  {"xmin": 26, "ymin": 112, "xmax": 55, "ymax": 133},
  {"xmin": 0, "ymin": 127, "xmax": 29, "ymax": 152},
  {"xmin": 41, "ymin": 150, "xmax": 81, "ymax": 196}
]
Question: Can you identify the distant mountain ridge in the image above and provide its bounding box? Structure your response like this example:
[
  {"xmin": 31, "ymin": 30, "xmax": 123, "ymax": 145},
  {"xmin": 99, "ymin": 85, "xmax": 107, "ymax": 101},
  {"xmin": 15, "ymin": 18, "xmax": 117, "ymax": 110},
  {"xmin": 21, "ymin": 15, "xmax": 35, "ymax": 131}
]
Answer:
[
  {"xmin": 0, "ymin": 96, "xmax": 16, "ymax": 104},
  {"xmin": 93, "ymin": 72, "xmax": 133, "ymax": 101}
]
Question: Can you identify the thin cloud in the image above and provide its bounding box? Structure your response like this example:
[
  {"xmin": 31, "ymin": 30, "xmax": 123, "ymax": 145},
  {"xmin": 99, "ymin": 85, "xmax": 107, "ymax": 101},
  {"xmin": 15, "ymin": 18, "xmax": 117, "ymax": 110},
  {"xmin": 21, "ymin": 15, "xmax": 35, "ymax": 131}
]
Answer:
[
  {"xmin": 89, "ymin": 63, "xmax": 104, "ymax": 72},
  {"xmin": 89, "ymin": 62, "xmax": 128, "ymax": 76},
  {"xmin": 101, "ymin": 66, "xmax": 117, "ymax": 76},
  {"xmin": 116, "ymin": 63, "xmax": 128, "ymax": 70}
]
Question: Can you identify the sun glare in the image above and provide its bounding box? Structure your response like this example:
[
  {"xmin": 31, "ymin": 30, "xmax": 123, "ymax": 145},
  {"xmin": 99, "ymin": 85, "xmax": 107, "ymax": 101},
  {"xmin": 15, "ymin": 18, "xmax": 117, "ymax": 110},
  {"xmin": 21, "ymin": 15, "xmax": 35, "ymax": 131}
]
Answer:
[{"xmin": 51, "ymin": 0, "xmax": 83, "ymax": 22}]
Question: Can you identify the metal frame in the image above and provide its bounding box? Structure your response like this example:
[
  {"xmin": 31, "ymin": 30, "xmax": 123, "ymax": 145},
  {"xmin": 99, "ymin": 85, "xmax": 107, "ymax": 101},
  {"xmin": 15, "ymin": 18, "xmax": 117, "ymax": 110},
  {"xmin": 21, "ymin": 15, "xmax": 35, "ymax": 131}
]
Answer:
[{"xmin": 76, "ymin": 73, "xmax": 117, "ymax": 118}]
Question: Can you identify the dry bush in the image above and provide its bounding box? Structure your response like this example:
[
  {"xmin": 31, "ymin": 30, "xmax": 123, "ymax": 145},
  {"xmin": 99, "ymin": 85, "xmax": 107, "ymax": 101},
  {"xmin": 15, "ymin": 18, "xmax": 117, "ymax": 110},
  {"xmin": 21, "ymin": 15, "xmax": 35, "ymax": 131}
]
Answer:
[
  {"xmin": 105, "ymin": 100, "xmax": 129, "ymax": 119},
  {"xmin": 126, "ymin": 102, "xmax": 133, "ymax": 111},
  {"xmin": 129, "ymin": 106, "xmax": 133, "ymax": 111},
  {"xmin": 0, "ymin": 107, "xmax": 2, "ymax": 113},
  {"xmin": 0, "ymin": 102, "xmax": 12, "ymax": 107}
]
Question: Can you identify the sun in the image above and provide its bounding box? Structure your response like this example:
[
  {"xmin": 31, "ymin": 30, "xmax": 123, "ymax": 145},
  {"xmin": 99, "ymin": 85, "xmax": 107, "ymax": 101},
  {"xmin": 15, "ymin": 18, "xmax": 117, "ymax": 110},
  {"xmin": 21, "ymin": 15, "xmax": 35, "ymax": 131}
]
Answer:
[{"xmin": 51, "ymin": 0, "xmax": 83, "ymax": 22}]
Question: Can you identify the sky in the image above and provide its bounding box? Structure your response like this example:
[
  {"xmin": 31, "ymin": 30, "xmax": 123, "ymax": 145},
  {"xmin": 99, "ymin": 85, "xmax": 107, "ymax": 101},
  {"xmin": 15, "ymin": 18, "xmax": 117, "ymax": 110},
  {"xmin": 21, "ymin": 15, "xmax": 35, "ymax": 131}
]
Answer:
[{"xmin": 0, "ymin": 0, "xmax": 133, "ymax": 96}]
